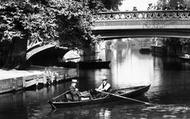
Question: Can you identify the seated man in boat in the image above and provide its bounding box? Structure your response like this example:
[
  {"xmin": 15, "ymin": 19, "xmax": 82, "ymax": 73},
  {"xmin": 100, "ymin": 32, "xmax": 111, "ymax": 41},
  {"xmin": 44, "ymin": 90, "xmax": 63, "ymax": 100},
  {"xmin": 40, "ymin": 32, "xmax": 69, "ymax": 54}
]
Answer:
[
  {"xmin": 96, "ymin": 78, "xmax": 111, "ymax": 92},
  {"xmin": 67, "ymin": 79, "xmax": 81, "ymax": 101},
  {"xmin": 91, "ymin": 78, "xmax": 111, "ymax": 98},
  {"xmin": 67, "ymin": 79, "xmax": 92, "ymax": 101}
]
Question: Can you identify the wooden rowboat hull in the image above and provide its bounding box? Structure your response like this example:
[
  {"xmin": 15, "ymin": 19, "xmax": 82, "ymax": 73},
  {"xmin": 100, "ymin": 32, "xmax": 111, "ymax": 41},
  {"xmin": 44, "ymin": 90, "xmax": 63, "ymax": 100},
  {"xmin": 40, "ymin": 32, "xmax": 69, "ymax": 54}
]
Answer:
[{"xmin": 48, "ymin": 85, "xmax": 150, "ymax": 108}]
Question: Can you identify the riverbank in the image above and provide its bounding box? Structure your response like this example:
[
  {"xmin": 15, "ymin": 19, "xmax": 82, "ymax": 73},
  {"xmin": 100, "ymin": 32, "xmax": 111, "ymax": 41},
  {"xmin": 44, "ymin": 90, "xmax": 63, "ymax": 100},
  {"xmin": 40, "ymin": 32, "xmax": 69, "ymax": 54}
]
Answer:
[{"xmin": 0, "ymin": 66, "xmax": 78, "ymax": 94}]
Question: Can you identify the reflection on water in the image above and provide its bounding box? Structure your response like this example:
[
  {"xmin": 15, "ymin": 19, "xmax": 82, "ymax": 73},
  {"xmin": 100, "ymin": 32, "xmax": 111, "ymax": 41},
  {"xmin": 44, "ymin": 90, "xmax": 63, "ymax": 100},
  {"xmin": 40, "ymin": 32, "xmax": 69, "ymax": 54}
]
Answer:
[
  {"xmin": 42, "ymin": 103, "xmax": 190, "ymax": 119},
  {"xmin": 1, "ymin": 39, "xmax": 190, "ymax": 118},
  {"xmin": 0, "ymin": 82, "xmax": 71, "ymax": 119},
  {"xmin": 95, "ymin": 39, "xmax": 152, "ymax": 89},
  {"xmin": 149, "ymin": 56, "xmax": 190, "ymax": 104},
  {"xmin": 99, "ymin": 108, "xmax": 111, "ymax": 119}
]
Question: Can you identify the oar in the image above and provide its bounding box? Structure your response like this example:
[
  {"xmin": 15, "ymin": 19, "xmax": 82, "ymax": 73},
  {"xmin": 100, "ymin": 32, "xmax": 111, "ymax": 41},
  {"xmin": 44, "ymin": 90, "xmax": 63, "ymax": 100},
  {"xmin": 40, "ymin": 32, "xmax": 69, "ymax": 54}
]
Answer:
[
  {"xmin": 48, "ymin": 90, "xmax": 70, "ymax": 110},
  {"xmin": 51, "ymin": 90, "xmax": 70, "ymax": 100},
  {"xmin": 96, "ymin": 89, "xmax": 152, "ymax": 105},
  {"xmin": 48, "ymin": 100, "xmax": 56, "ymax": 110},
  {"xmin": 65, "ymin": 57, "xmax": 80, "ymax": 61}
]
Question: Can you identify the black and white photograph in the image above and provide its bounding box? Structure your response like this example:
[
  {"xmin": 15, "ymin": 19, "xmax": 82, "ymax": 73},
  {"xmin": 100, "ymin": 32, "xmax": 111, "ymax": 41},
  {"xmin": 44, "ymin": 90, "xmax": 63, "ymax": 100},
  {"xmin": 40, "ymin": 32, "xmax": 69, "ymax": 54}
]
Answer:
[{"xmin": 1, "ymin": 0, "xmax": 190, "ymax": 118}]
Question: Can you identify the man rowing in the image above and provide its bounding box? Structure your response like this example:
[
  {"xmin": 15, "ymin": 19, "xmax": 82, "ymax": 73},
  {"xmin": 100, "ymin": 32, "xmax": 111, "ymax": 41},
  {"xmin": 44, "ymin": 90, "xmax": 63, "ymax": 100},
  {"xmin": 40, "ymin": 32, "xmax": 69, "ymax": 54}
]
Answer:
[
  {"xmin": 90, "ymin": 78, "xmax": 112, "ymax": 98},
  {"xmin": 96, "ymin": 78, "xmax": 111, "ymax": 92}
]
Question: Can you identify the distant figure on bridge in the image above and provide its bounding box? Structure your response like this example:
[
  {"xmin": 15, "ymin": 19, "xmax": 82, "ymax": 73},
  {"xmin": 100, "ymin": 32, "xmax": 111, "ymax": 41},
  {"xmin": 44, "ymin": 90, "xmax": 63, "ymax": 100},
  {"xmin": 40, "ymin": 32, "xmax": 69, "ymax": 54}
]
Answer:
[
  {"xmin": 133, "ymin": 6, "xmax": 138, "ymax": 11},
  {"xmin": 132, "ymin": 6, "xmax": 138, "ymax": 18}
]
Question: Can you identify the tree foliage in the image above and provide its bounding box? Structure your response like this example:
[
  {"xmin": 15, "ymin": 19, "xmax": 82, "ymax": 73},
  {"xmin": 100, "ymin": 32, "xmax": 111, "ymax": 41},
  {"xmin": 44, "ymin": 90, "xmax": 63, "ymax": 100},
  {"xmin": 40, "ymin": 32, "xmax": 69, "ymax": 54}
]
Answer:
[
  {"xmin": 50, "ymin": 0, "xmax": 98, "ymax": 48},
  {"xmin": 82, "ymin": 0, "xmax": 123, "ymax": 12},
  {"xmin": 156, "ymin": 0, "xmax": 187, "ymax": 10},
  {"xmin": 99, "ymin": 0, "xmax": 123, "ymax": 10},
  {"xmin": 0, "ymin": 0, "xmax": 98, "ymax": 49},
  {"xmin": 87, "ymin": 0, "xmax": 105, "ymax": 13}
]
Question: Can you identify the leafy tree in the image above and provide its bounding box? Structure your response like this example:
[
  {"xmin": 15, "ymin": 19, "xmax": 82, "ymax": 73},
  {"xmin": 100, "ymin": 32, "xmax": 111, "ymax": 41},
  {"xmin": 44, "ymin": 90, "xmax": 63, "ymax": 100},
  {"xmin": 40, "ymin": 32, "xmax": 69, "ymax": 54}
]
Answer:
[
  {"xmin": 156, "ymin": 0, "xmax": 186, "ymax": 10},
  {"xmin": 99, "ymin": 0, "xmax": 123, "ymax": 10},
  {"xmin": 0, "ymin": 1, "xmax": 57, "ymax": 43},
  {"xmin": 185, "ymin": 0, "xmax": 190, "ymax": 8},
  {"xmin": 0, "ymin": 0, "xmax": 98, "ymax": 48},
  {"xmin": 49, "ymin": 0, "xmax": 97, "ymax": 48},
  {"xmin": 168, "ymin": 0, "xmax": 185, "ymax": 9},
  {"xmin": 0, "ymin": 1, "xmax": 30, "ymax": 69},
  {"xmin": 87, "ymin": 0, "xmax": 105, "ymax": 13},
  {"xmin": 0, "ymin": 0, "xmax": 98, "ymax": 69},
  {"xmin": 80, "ymin": 0, "xmax": 123, "ymax": 12}
]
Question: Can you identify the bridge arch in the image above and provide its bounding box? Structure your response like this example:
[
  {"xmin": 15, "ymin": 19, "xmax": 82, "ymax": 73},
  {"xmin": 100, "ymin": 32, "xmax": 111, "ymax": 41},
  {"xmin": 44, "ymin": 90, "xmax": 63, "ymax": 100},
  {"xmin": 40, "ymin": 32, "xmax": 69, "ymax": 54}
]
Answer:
[
  {"xmin": 26, "ymin": 42, "xmax": 69, "ymax": 66},
  {"xmin": 26, "ymin": 43, "xmax": 57, "ymax": 60}
]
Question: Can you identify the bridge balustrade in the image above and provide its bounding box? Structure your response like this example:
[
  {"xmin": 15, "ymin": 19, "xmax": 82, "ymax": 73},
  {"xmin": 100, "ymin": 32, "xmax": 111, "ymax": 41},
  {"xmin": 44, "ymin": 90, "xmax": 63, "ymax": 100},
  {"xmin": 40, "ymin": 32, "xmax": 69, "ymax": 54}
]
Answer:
[
  {"xmin": 94, "ymin": 10, "xmax": 190, "ymax": 21},
  {"xmin": 92, "ymin": 10, "xmax": 190, "ymax": 39}
]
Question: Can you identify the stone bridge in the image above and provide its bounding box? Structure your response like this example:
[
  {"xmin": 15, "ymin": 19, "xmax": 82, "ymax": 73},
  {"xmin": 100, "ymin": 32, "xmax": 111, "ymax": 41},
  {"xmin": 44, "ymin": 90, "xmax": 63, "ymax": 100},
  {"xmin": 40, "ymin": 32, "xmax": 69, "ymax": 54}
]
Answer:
[
  {"xmin": 92, "ymin": 10, "xmax": 190, "ymax": 39},
  {"xmin": 26, "ymin": 39, "xmax": 69, "ymax": 66},
  {"xmin": 27, "ymin": 10, "xmax": 190, "ymax": 63}
]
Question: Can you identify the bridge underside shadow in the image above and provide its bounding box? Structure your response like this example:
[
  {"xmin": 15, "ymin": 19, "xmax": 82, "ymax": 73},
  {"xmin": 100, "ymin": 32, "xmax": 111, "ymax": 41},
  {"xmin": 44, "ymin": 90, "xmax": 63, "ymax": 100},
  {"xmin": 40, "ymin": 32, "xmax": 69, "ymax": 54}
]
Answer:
[
  {"xmin": 27, "ymin": 47, "xmax": 69, "ymax": 66},
  {"xmin": 93, "ymin": 29, "xmax": 190, "ymax": 39}
]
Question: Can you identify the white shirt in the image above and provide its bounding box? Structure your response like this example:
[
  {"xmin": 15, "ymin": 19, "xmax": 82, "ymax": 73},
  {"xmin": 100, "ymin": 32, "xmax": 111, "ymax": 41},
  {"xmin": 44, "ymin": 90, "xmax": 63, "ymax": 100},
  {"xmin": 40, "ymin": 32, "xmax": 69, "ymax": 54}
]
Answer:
[{"xmin": 97, "ymin": 81, "xmax": 111, "ymax": 91}]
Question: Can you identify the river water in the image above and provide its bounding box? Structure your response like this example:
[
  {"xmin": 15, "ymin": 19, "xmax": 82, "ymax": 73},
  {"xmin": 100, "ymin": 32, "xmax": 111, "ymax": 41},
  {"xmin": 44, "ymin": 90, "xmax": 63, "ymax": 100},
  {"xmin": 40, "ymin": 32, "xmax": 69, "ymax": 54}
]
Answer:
[{"xmin": 1, "ymin": 39, "xmax": 190, "ymax": 119}]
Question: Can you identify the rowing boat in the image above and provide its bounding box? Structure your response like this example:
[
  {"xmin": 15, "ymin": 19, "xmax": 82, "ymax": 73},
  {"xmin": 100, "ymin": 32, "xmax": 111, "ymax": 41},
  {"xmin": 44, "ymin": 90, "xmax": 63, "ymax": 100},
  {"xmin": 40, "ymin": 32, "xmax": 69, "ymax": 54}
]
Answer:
[{"xmin": 48, "ymin": 85, "xmax": 150, "ymax": 109}]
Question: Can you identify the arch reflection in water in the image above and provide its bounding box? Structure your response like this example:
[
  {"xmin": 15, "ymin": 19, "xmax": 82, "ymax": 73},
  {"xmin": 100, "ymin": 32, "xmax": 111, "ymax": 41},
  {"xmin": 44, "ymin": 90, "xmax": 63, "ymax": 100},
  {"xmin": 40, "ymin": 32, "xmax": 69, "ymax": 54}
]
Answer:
[{"xmin": 98, "ymin": 108, "xmax": 111, "ymax": 119}]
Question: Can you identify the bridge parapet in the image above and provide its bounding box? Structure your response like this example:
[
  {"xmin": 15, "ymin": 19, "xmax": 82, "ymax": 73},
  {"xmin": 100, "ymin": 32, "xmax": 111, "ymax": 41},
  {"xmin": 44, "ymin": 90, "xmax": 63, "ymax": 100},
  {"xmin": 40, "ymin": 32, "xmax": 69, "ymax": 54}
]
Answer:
[
  {"xmin": 93, "ymin": 10, "xmax": 190, "ymax": 30},
  {"xmin": 92, "ymin": 10, "xmax": 190, "ymax": 39},
  {"xmin": 94, "ymin": 10, "xmax": 190, "ymax": 21}
]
